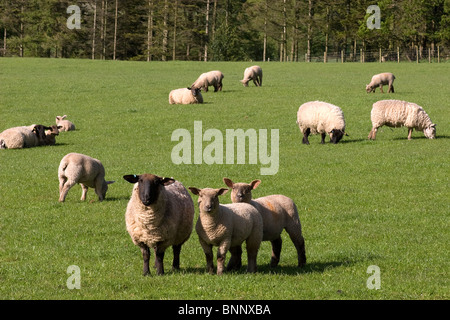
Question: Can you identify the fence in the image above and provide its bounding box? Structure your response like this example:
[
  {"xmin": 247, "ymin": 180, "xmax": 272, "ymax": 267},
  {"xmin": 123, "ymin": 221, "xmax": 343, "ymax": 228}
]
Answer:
[{"xmin": 305, "ymin": 46, "xmax": 449, "ymax": 63}]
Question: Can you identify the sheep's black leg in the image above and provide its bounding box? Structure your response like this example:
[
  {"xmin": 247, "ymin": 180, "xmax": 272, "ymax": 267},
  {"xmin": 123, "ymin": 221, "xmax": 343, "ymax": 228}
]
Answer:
[
  {"xmin": 172, "ymin": 244, "xmax": 182, "ymax": 270},
  {"xmin": 140, "ymin": 244, "xmax": 150, "ymax": 276},
  {"xmin": 320, "ymin": 133, "xmax": 326, "ymax": 144},
  {"xmin": 154, "ymin": 248, "xmax": 165, "ymax": 275},
  {"xmin": 227, "ymin": 246, "xmax": 242, "ymax": 271},
  {"xmin": 270, "ymin": 237, "xmax": 282, "ymax": 267},
  {"xmin": 302, "ymin": 128, "xmax": 310, "ymax": 145}
]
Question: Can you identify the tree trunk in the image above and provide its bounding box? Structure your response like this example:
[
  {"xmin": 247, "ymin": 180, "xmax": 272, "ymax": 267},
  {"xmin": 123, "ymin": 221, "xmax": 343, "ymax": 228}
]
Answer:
[
  {"xmin": 162, "ymin": 0, "xmax": 168, "ymax": 61},
  {"xmin": 173, "ymin": 0, "xmax": 178, "ymax": 61},
  {"xmin": 92, "ymin": 0, "xmax": 97, "ymax": 60},
  {"xmin": 147, "ymin": 0, "xmax": 153, "ymax": 62},
  {"xmin": 113, "ymin": 0, "xmax": 118, "ymax": 60},
  {"xmin": 204, "ymin": 0, "xmax": 209, "ymax": 62}
]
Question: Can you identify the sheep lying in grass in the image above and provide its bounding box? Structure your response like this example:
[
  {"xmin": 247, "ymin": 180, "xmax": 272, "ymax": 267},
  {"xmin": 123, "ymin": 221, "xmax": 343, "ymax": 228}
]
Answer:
[
  {"xmin": 240, "ymin": 65, "xmax": 263, "ymax": 87},
  {"xmin": 169, "ymin": 87, "xmax": 203, "ymax": 105},
  {"xmin": 56, "ymin": 115, "xmax": 75, "ymax": 132},
  {"xmin": 366, "ymin": 72, "xmax": 395, "ymax": 93},
  {"xmin": 296, "ymin": 101, "xmax": 347, "ymax": 144},
  {"xmin": 223, "ymin": 178, "xmax": 306, "ymax": 268},
  {"xmin": 58, "ymin": 153, "xmax": 115, "ymax": 202},
  {"xmin": 189, "ymin": 187, "xmax": 263, "ymax": 275},
  {"xmin": 368, "ymin": 100, "xmax": 436, "ymax": 140},
  {"xmin": 124, "ymin": 174, "xmax": 194, "ymax": 276},
  {"xmin": 191, "ymin": 70, "xmax": 224, "ymax": 92},
  {"xmin": 0, "ymin": 124, "xmax": 57, "ymax": 149}
]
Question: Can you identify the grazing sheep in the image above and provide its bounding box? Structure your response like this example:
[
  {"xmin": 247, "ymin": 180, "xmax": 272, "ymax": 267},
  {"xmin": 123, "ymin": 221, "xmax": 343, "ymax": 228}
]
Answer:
[
  {"xmin": 189, "ymin": 187, "xmax": 263, "ymax": 275},
  {"xmin": 366, "ymin": 72, "xmax": 395, "ymax": 93},
  {"xmin": 223, "ymin": 178, "xmax": 306, "ymax": 268},
  {"xmin": 191, "ymin": 70, "xmax": 224, "ymax": 92},
  {"xmin": 123, "ymin": 174, "xmax": 194, "ymax": 276},
  {"xmin": 55, "ymin": 115, "xmax": 76, "ymax": 132},
  {"xmin": 368, "ymin": 100, "xmax": 436, "ymax": 140},
  {"xmin": 240, "ymin": 65, "xmax": 263, "ymax": 87},
  {"xmin": 58, "ymin": 153, "xmax": 115, "ymax": 202},
  {"xmin": 296, "ymin": 101, "xmax": 347, "ymax": 145},
  {"xmin": 0, "ymin": 124, "xmax": 54, "ymax": 149},
  {"xmin": 169, "ymin": 87, "xmax": 203, "ymax": 105}
]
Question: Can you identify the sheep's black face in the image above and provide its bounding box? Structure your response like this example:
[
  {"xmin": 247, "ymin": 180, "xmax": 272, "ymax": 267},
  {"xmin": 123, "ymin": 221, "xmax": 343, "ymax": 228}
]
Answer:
[
  {"xmin": 330, "ymin": 129, "xmax": 345, "ymax": 144},
  {"xmin": 123, "ymin": 174, "xmax": 175, "ymax": 206}
]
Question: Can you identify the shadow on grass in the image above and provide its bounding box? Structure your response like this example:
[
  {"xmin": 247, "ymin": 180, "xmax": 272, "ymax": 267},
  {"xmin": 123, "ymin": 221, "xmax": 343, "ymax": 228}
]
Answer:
[
  {"xmin": 177, "ymin": 259, "xmax": 356, "ymax": 276},
  {"xmin": 393, "ymin": 135, "xmax": 450, "ymax": 140}
]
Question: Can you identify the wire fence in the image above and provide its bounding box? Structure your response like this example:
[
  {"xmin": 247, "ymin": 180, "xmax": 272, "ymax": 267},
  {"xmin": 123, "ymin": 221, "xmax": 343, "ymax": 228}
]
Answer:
[{"xmin": 302, "ymin": 46, "xmax": 449, "ymax": 63}]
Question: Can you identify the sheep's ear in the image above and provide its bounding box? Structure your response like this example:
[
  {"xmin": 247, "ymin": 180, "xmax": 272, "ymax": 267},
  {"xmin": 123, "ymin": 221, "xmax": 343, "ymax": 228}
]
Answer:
[
  {"xmin": 217, "ymin": 188, "xmax": 229, "ymax": 196},
  {"xmin": 123, "ymin": 175, "xmax": 139, "ymax": 183},
  {"xmin": 106, "ymin": 181, "xmax": 115, "ymax": 185},
  {"xmin": 62, "ymin": 115, "xmax": 67, "ymax": 119},
  {"xmin": 161, "ymin": 177, "xmax": 175, "ymax": 186},
  {"xmin": 223, "ymin": 178, "xmax": 234, "ymax": 188},
  {"xmin": 188, "ymin": 187, "xmax": 201, "ymax": 195},
  {"xmin": 187, "ymin": 87, "xmax": 191, "ymax": 90},
  {"xmin": 250, "ymin": 179, "xmax": 261, "ymax": 190}
]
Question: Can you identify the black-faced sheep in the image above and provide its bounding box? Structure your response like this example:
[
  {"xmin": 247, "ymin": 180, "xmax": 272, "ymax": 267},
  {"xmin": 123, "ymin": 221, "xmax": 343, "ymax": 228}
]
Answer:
[
  {"xmin": 296, "ymin": 101, "xmax": 347, "ymax": 144},
  {"xmin": 366, "ymin": 72, "xmax": 395, "ymax": 93},
  {"xmin": 368, "ymin": 100, "xmax": 436, "ymax": 140},
  {"xmin": 240, "ymin": 65, "xmax": 263, "ymax": 87},
  {"xmin": 169, "ymin": 87, "xmax": 203, "ymax": 105},
  {"xmin": 58, "ymin": 153, "xmax": 115, "ymax": 202},
  {"xmin": 124, "ymin": 174, "xmax": 194, "ymax": 276},
  {"xmin": 189, "ymin": 187, "xmax": 263, "ymax": 275},
  {"xmin": 223, "ymin": 178, "xmax": 306, "ymax": 268}
]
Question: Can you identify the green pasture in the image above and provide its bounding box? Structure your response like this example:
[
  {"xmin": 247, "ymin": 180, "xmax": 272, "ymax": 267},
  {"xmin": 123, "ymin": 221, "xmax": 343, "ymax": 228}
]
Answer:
[{"xmin": 0, "ymin": 58, "xmax": 448, "ymax": 300}]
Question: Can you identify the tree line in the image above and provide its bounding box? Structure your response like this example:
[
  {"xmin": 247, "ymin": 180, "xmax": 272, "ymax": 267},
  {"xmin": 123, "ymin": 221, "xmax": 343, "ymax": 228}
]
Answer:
[{"xmin": 1, "ymin": 0, "xmax": 449, "ymax": 62}]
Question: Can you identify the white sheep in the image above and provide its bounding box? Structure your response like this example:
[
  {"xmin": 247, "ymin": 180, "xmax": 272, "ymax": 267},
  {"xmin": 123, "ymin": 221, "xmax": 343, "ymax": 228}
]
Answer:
[
  {"xmin": 223, "ymin": 178, "xmax": 306, "ymax": 268},
  {"xmin": 55, "ymin": 115, "xmax": 76, "ymax": 132},
  {"xmin": 368, "ymin": 100, "xmax": 436, "ymax": 140},
  {"xmin": 189, "ymin": 187, "xmax": 263, "ymax": 275},
  {"xmin": 169, "ymin": 87, "xmax": 203, "ymax": 105},
  {"xmin": 191, "ymin": 70, "xmax": 224, "ymax": 92},
  {"xmin": 366, "ymin": 72, "xmax": 395, "ymax": 93},
  {"xmin": 240, "ymin": 65, "xmax": 263, "ymax": 87},
  {"xmin": 123, "ymin": 174, "xmax": 194, "ymax": 276},
  {"xmin": 58, "ymin": 153, "xmax": 115, "ymax": 202},
  {"xmin": 0, "ymin": 124, "xmax": 57, "ymax": 149},
  {"xmin": 296, "ymin": 101, "xmax": 347, "ymax": 144}
]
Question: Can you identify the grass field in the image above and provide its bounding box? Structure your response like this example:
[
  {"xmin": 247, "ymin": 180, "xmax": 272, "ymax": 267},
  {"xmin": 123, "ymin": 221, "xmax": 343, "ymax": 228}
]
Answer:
[{"xmin": 0, "ymin": 58, "xmax": 448, "ymax": 300}]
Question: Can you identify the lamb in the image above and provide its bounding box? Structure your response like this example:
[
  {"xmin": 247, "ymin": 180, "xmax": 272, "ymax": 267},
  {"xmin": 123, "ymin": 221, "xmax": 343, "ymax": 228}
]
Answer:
[
  {"xmin": 0, "ymin": 124, "xmax": 55, "ymax": 149},
  {"xmin": 223, "ymin": 178, "xmax": 306, "ymax": 268},
  {"xmin": 55, "ymin": 115, "xmax": 76, "ymax": 132},
  {"xmin": 240, "ymin": 65, "xmax": 263, "ymax": 87},
  {"xmin": 123, "ymin": 174, "xmax": 194, "ymax": 276},
  {"xmin": 58, "ymin": 153, "xmax": 115, "ymax": 202},
  {"xmin": 366, "ymin": 72, "xmax": 395, "ymax": 93},
  {"xmin": 296, "ymin": 101, "xmax": 347, "ymax": 144},
  {"xmin": 188, "ymin": 187, "xmax": 263, "ymax": 275},
  {"xmin": 368, "ymin": 100, "xmax": 436, "ymax": 140},
  {"xmin": 169, "ymin": 87, "xmax": 203, "ymax": 105},
  {"xmin": 191, "ymin": 70, "xmax": 224, "ymax": 92}
]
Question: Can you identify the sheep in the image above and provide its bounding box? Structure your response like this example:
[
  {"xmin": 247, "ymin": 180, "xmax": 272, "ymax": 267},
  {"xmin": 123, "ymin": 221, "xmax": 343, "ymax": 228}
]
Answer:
[
  {"xmin": 366, "ymin": 72, "xmax": 395, "ymax": 93},
  {"xmin": 240, "ymin": 65, "xmax": 263, "ymax": 87},
  {"xmin": 123, "ymin": 174, "xmax": 194, "ymax": 276},
  {"xmin": 168, "ymin": 87, "xmax": 203, "ymax": 105},
  {"xmin": 58, "ymin": 153, "xmax": 115, "ymax": 202},
  {"xmin": 188, "ymin": 187, "xmax": 263, "ymax": 275},
  {"xmin": 42, "ymin": 125, "xmax": 59, "ymax": 146},
  {"xmin": 368, "ymin": 100, "xmax": 436, "ymax": 140},
  {"xmin": 223, "ymin": 178, "xmax": 306, "ymax": 268},
  {"xmin": 296, "ymin": 101, "xmax": 347, "ymax": 145},
  {"xmin": 55, "ymin": 115, "xmax": 76, "ymax": 132},
  {"xmin": 0, "ymin": 124, "xmax": 54, "ymax": 149},
  {"xmin": 191, "ymin": 70, "xmax": 224, "ymax": 92}
]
